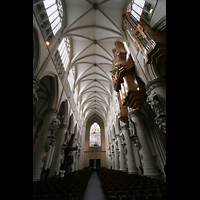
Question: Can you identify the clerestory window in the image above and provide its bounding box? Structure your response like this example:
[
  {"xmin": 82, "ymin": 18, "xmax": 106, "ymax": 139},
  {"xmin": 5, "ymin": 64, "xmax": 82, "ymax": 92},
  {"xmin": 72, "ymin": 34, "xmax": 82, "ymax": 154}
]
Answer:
[
  {"xmin": 89, "ymin": 123, "xmax": 101, "ymax": 147},
  {"xmin": 43, "ymin": 0, "xmax": 63, "ymax": 35},
  {"xmin": 126, "ymin": 0, "xmax": 155, "ymax": 23},
  {"xmin": 33, "ymin": 0, "xmax": 63, "ymax": 42},
  {"xmin": 127, "ymin": 0, "xmax": 145, "ymax": 21},
  {"xmin": 58, "ymin": 37, "xmax": 70, "ymax": 71}
]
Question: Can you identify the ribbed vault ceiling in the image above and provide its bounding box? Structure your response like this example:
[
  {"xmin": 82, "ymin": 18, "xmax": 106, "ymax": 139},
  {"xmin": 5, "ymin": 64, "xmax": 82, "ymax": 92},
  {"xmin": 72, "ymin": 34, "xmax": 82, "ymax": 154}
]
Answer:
[{"xmin": 63, "ymin": 0, "xmax": 126, "ymax": 122}]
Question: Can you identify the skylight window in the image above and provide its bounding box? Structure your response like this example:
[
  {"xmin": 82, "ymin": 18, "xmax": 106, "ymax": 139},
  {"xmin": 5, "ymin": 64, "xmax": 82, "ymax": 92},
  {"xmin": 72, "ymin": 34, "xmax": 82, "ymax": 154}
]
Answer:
[{"xmin": 43, "ymin": 0, "xmax": 63, "ymax": 35}]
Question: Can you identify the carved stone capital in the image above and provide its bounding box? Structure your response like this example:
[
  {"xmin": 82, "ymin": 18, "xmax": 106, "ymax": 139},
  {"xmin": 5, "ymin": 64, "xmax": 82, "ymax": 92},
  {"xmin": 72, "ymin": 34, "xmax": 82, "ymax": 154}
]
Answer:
[
  {"xmin": 128, "ymin": 109, "xmax": 141, "ymax": 118},
  {"xmin": 45, "ymin": 136, "xmax": 56, "ymax": 152},
  {"xmin": 145, "ymin": 78, "xmax": 166, "ymax": 95},
  {"xmin": 123, "ymin": 146, "xmax": 127, "ymax": 155},
  {"xmin": 61, "ymin": 143, "xmax": 67, "ymax": 153},
  {"xmin": 155, "ymin": 114, "xmax": 166, "ymax": 133},
  {"xmin": 114, "ymin": 138, "xmax": 118, "ymax": 145},
  {"xmin": 46, "ymin": 107, "xmax": 59, "ymax": 116},
  {"xmin": 47, "ymin": 135, "xmax": 56, "ymax": 143},
  {"xmin": 146, "ymin": 91, "xmax": 163, "ymax": 115},
  {"xmin": 146, "ymin": 91, "xmax": 166, "ymax": 133},
  {"xmin": 131, "ymin": 135, "xmax": 140, "ymax": 150},
  {"xmin": 116, "ymin": 148, "xmax": 120, "ymax": 157},
  {"xmin": 59, "ymin": 123, "xmax": 68, "ymax": 129},
  {"xmin": 120, "ymin": 121, "xmax": 129, "ymax": 130},
  {"xmin": 115, "ymin": 133, "xmax": 120, "ymax": 137}
]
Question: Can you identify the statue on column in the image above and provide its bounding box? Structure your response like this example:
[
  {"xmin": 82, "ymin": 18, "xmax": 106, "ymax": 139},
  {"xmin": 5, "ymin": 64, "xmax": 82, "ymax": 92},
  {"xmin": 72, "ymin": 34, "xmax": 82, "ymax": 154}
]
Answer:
[
  {"xmin": 45, "ymin": 137, "xmax": 56, "ymax": 152},
  {"xmin": 128, "ymin": 115, "xmax": 136, "ymax": 137},
  {"xmin": 147, "ymin": 91, "xmax": 162, "ymax": 115},
  {"xmin": 119, "ymin": 132, "xmax": 127, "ymax": 155},
  {"xmin": 128, "ymin": 115, "xmax": 140, "ymax": 150},
  {"xmin": 50, "ymin": 116, "xmax": 61, "ymax": 137},
  {"xmin": 147, "ymin": 91, "xmax": 166, "ymax": 133}
]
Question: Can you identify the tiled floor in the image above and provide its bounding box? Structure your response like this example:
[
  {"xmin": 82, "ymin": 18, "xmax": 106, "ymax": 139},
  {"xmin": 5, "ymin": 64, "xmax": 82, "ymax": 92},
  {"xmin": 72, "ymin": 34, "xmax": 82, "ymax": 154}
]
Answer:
[{"xmin": 82, "ymin": 171, "xmax": 106, "ymax": 200}]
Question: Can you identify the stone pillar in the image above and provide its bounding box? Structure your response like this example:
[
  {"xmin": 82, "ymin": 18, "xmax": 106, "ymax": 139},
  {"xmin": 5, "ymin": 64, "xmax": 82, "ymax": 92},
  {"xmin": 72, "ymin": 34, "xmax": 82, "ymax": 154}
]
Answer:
[
  {"xmin": 74, "ymin": 144, "xmax": 80, "ymax": 171},
  {"xmin": 33, "ymin": 107, "xmax": 59, "ymax": 180},
  {"xmin": 111, "ymin": 142, "xmax": 115, "ymax": 169},
  {"xmin": 74, "ymin": 151, "xmax": 77, "ymax": 171},
  {"xmin": 71, "ymin": 151, "xmax": 75, "ymax": 172},
  {"xmin": 33, "ymin": 76, "xmax": 39, "ymax": 104},
  {"xmin": 128, "ymin": 109, "xmax": 159, "ymax": 176},
  {"xmin": 49, "ymin": 124, "xmax": 68, "ymax": 177},
  {"xmin": 107, "ymin": 145, "xmax": 112, "ymax": 169},
  {"xmin": 47, "ymin": 139, "xmax": 56, "ymax": 169},
  {"xmin": 120, "ymin": 121, "xmax": 138, "ymax": 174},
  {"xmin": 77, "ymin": 143, "xmax": 81, "ymax": 170},
  {"xmin": 71, "ymin": 138, "xmax": 77, "ymax": 172},
  {"xmin": 146, "ymin": 78, "xmax": 166, "ymax": 133},
  {"xmin": 116, "ymin": 133, "xmax": 126, "ymax": 171},
  {"xmin": 44, "ymin": 137, "xmax": 56, "ymax": 170},
  {"xmin": 114, "ymin": 138, "xmax": 120, "ymax": 170}
]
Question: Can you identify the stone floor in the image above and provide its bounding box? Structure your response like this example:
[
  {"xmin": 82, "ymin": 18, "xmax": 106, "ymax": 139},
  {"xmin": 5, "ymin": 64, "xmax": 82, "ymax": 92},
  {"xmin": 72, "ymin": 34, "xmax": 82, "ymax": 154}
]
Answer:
[{"xmin": 82, "ymin": 171, "xmax": 106, "ymax": 200}]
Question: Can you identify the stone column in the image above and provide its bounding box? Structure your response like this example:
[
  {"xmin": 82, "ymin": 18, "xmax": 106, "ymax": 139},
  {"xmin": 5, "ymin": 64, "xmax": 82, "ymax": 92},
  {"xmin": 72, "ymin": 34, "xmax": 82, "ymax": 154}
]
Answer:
[
  {"xmin": 47, "ymin": 139, "xmax": 56, "ymax": 169},
  {"xmin": 74, "ymin": 151, "xmax": 77, "ymax": 171},
  {"xmin": 116, "ymin": 133, "xmax": 126, "ymax": 171},
  {"xmin": 128, "ymin": 109, "xmax": 159, "ymax": 177},
  {"xmin": 44, "ymin": 137, "xmax": 56, "ymax": 170},
  {"xmin": 71, "ymin": 151, "xmax": 75, "ymax": 172},
  {"xmin": 111, "ymin": 142, "xmax": 115, "ymax": 169},
  {"xmin": 33, "ymin": 76, "xmax": 39, "ymax": 104},
  {"xmin": 74, "ymin": 144, "xmax": 80, "ymax": 171},
  {"xmin": 120, "ymin": 121, "xmax": 138, "ymax": 174},
  {"xmin": 107, "ymin": 145, "xmax": 112, "ymax": 169},
  {"xmin": 71, "ymin": 138, "xmax": 77, "ymax": 172},
  {"xmin": 114, "ymin": 138, "xmax": 120, "ymax": 170},
  {"xmin": 146, "ymin": 78, "xmax": 166, "ymax": 133},
  {"xmin": 33, "ymin": 107, "xmax": 59, "ymax": 180},
  {"xmin": 49, "ymin": 124, "xmax": 68, "ymax": 177},
  {"xmin": 77, "ymin": 143, "xmax": 81, "ymax": 170}
]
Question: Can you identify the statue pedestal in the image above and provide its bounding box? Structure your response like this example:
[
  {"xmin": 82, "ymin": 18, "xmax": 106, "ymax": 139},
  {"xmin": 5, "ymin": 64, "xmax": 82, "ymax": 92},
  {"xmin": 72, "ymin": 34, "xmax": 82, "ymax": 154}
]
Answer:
[{"xmin": 59, "ymin": 170, "xmax": 65, "ymax": 177}]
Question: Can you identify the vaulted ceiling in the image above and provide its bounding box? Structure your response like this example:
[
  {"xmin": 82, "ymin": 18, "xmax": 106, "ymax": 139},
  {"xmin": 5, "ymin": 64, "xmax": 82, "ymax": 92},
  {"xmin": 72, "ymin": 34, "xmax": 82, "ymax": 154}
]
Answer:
[{"xmin": 62, "ymin": 0, "xmax": 127, "ymax": 123}]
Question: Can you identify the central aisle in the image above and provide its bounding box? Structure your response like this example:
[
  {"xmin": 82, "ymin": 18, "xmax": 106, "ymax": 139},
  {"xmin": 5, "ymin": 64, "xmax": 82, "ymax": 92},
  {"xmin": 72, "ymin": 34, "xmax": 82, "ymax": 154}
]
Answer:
[{"xmin": 82, "ymin": 171, "xmax": 106, "ymax": 200}]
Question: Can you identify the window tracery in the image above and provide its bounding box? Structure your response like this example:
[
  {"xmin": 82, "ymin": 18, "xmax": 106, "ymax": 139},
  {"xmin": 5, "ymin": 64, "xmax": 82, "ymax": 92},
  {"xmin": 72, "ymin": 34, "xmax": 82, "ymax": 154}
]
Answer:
[
  {"xmin": 89, "ymin": 123, "xmax": 101, "ymax": 147},
  {"xmin": 33, "ymin": 0, "xmax": 63, "ymax": 42},
  {"xmin": 126, "ymin": 0, "xmax": 155, "ymax": 23},
  {"xmin": 43, "ymin": 0, "xmax": 63, "ymax": 35}
]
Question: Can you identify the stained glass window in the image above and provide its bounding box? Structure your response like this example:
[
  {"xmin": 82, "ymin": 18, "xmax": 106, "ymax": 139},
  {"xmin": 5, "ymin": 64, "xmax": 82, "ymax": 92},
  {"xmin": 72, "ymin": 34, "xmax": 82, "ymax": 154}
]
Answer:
[{"xmin": 89, "ymin": 123, "xmax": 101, "ymax": 147}]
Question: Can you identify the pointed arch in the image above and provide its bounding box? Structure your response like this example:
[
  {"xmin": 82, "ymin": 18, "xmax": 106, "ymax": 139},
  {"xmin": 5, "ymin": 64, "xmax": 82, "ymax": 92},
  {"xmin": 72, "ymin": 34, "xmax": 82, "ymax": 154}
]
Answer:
[
  {"xmin": 33, "ymin": 25, "xmax": 40, "ymax": 74},
  {"xmin": 89, "ymin": 122, "xmax": 101, "ymax": 147}
]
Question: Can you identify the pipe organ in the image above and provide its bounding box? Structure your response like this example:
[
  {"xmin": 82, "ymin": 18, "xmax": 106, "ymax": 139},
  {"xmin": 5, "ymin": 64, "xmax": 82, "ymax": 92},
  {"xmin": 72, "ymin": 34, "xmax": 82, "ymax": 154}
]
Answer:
[
  {"xmin": 122, "ymin": 11, "xmax": 166, "ymax": 64},
  {"xmin": 112, "ymin": 41, "xmax": 146, "ymax": 122}
]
